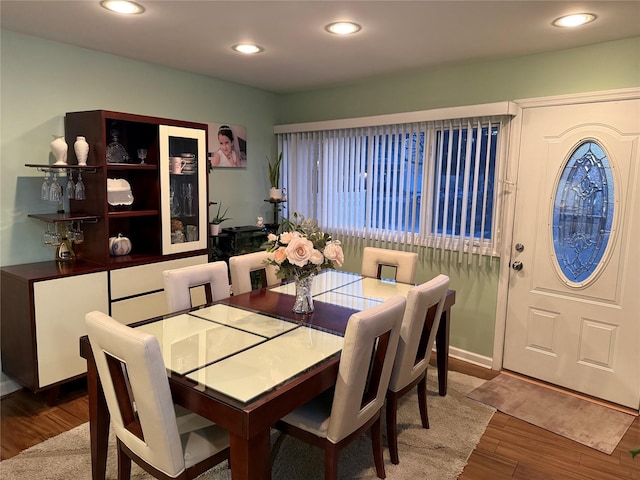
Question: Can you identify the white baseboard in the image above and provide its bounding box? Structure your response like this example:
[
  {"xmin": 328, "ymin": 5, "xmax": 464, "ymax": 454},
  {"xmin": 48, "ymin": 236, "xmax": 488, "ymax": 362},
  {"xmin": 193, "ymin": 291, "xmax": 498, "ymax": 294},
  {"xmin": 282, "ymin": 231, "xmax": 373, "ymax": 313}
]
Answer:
[{"xmin": 448, "ymin": 346, "xmax": 494, "ymax": 369}]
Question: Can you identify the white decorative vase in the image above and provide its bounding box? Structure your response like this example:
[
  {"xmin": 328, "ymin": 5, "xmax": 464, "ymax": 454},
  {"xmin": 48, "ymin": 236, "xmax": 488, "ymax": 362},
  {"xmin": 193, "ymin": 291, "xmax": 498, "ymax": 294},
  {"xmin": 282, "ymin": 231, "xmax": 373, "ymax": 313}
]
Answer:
[
  {"xmin": 50, "ymin": 135, "xmax": 68, "ymax": 166},
  {"xmin": 74, "ymin": 136, "xmax": 89, "ymax": 166},
  {"xmin": 269, "ymin": 187, "xmax": 282, "ymax": 200},
  {"xmin": 210, "ymin": 223, "xmax": 221, "ymax": 236}
]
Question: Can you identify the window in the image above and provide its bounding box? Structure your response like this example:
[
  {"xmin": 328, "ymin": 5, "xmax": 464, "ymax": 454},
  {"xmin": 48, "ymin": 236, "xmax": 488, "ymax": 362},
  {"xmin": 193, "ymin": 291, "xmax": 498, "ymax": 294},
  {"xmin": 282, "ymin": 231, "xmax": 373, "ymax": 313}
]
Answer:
[
  {"xmin": 278, "ymin": 112, "xmax": 511, "ymax": 259},
  {"xmin": 433, "ymin": 123, "xmax": 499, "ymax": 242},
  {"xmin": 552, "ymin": 140, "xmax": 614, "ymax": 284}
]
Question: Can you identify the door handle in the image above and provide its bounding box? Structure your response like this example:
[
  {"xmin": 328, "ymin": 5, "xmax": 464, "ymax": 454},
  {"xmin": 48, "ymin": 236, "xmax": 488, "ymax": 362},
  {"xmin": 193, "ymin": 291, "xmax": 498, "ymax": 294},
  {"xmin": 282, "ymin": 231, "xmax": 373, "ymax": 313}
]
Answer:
[{"xmin": 512, "ymin": 261, "xmax": 523, "ymax": 271}]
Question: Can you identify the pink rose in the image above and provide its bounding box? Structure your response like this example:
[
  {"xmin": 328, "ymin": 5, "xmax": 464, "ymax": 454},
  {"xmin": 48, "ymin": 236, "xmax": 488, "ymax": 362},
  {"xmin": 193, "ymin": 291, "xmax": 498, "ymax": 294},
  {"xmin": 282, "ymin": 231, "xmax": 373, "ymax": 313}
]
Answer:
[
  {"xmin": 285, "ymin": 236, "xmax": 314, "ymax": 267},
  {"xmin": 279, "ymin": 231, "xmax": 297, "ymax": 244},
  {"xmin": 323, "ymin": 241, "xmax": 344, "ymax": 267},
  {"xmin": 310, "ymin": 249, "xmax": 324, "ymax": 265},
  {"xmin": 268, "ymin": 233, "xmax": 278, "ymax": 242},
  {"xmin": 273, "ymin": 247, "xmax": 287, "ymax": 264}
]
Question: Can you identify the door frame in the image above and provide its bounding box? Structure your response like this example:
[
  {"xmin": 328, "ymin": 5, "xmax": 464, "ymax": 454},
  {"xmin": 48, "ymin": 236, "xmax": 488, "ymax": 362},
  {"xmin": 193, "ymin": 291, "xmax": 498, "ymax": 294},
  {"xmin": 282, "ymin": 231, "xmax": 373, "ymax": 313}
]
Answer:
[{"xmin": 492, "ymin": 87, "xmax": 640, "ymax": 371}]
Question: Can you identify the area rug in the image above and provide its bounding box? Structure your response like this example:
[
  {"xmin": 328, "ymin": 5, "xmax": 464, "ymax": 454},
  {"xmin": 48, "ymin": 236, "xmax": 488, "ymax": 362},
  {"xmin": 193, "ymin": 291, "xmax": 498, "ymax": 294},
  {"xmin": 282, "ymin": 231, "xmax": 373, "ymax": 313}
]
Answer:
[
  {"xmin": 0, "ymin": 370, "xmax": 494, "ymax": 480},
  {"xmin": 467, "ymin": 373, "xmax": 635, "ymax": 454}
]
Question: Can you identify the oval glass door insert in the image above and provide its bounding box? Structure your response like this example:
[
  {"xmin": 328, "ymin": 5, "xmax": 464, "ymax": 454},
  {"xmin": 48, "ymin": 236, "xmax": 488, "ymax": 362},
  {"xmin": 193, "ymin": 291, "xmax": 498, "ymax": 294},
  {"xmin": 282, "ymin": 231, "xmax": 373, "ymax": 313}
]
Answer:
[{"xmin": 552, "ymin": 140, "xmax": 614, "ymax": 285}]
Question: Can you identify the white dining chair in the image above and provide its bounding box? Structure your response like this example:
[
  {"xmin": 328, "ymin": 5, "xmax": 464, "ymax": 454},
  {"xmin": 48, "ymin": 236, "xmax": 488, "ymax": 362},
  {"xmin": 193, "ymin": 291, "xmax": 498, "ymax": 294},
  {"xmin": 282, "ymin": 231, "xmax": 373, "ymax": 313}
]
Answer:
[
  {"xmin": 361, "ymin": 246, "xmax": 418, "ymax": 284},
  {"xmin": 85, "ymin": 311, "xmax": 230, "ymax": 480},
  {"xmin": 229, "ymin": 251, "xmax": 279, "ymax": 295},
  {"xmin": 385, "ymin": 274, "xmax": 449, "ymax": 464},
  {"xmin": 163, "ymin": 261, "xmax": 230, "ymax": 313},
  {"xmin": 275, "ymin": 295, "xmax": 406, "ymax": 480}
]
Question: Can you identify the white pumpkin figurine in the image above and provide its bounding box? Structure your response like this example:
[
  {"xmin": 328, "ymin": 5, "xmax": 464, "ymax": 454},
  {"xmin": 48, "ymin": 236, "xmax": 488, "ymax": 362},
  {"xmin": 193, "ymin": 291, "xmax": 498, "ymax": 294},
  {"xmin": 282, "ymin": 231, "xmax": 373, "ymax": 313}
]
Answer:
[{"xmin": 109, "ymin": 233, "xmax": 132, "ymax": 256}]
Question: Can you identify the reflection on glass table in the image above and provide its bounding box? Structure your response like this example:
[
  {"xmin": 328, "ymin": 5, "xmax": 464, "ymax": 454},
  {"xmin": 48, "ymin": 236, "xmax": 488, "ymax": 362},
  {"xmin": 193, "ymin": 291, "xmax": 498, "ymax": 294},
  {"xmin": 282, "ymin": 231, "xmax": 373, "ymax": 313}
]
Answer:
[
  {"xmin": 269, "ymin": 270, "xmax": 362, "ymax": 296},
  {"xmin": 186, "ymin": 326, "xmax": 344, "ymax": 403},
  {"xmin": 135, "ymin": 313, "xmax": 265, "ymax": 374},
  {"xmin": 332, "ymin": 276, "xmax": 414, "ymax": 301},
  {"xmin": 190, "ymin": 304, "xmax": 299, "ymax": 338}
]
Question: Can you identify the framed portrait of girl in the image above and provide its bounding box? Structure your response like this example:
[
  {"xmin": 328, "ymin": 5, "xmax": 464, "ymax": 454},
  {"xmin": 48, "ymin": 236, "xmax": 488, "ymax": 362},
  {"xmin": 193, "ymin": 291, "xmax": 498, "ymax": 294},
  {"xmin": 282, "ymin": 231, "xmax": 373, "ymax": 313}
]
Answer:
[{"xmin": 208, "ymin": 123, "xmax": 247, "ymax": 168}]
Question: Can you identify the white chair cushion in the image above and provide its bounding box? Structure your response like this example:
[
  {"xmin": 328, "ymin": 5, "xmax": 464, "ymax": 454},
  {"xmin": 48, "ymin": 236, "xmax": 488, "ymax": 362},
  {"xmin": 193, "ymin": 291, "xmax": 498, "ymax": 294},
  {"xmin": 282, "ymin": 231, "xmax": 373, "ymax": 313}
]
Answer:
[
  {"xmin": 278, "ymin": 388, "xmax": 334, "ymax": 438},
  {"xmin": 181, "ymin": 423, "xmax": 229, "ymax": 469}
]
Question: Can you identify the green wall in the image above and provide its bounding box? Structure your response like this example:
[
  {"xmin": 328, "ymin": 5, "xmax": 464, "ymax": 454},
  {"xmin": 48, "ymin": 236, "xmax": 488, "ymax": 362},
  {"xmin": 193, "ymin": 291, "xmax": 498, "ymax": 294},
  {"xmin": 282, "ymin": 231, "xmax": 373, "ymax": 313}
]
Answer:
[
  {"xmin": 275, "ymin": 36, "xmax": 640, "ymax": 360},
  {"xmin": 1, "ymin": 31, "xmax": 638, "ymax": 364},
  {"xmin": 276, "ymin": 36, "xmax": 640, "ymax": 123},
  {"xmin": 0, "ymin": 30, "xmax": 278, "ymax": 267}
]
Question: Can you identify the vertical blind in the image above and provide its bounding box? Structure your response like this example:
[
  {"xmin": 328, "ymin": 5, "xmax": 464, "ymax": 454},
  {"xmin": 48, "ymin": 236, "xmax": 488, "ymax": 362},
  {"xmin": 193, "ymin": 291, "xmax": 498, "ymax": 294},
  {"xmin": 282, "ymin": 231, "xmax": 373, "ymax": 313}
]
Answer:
[{"xmin": 277, "ymin": 115, "xmax": 510, "ymax": 261}]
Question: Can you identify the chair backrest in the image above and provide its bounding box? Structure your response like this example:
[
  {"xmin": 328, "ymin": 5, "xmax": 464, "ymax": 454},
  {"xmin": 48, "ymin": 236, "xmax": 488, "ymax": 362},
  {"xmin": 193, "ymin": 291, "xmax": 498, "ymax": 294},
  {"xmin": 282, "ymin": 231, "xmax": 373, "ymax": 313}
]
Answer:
[
  {"xmin": 229, "ymin": 251, "xmax": 279, "ymax": 295},
  {"xmin": 361, "ymin": 247, "xmax": 418, "ymax": 284},
  {"xmin": 163, "ymin": 261, "xmax": 230, "ymax": 313},
  {"xmin": 327, "ymin": 295, "xmax": 405, "ymax": 443},
  {"xmin": 388, "ymin": 274, "xmax": 449, "ymax": 392},
  {"xmin": 85, "ymin": 311, "xmax": 186, "ymax": 478}
]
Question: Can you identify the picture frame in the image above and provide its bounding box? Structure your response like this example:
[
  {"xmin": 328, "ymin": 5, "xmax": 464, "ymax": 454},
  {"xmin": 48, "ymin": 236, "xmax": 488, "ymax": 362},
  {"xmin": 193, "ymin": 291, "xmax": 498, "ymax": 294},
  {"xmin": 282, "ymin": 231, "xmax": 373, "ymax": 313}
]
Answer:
[{"xmin": 207, "ymin": 122, "xmax": 247, "ymax": 168}]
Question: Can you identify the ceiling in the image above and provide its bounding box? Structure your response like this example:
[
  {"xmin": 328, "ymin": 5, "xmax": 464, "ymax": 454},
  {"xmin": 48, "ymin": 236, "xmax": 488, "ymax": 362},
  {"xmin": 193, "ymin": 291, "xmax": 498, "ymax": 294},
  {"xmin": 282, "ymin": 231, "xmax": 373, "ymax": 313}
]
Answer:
[{"xmin": 2, "ymin": 1, "xmax": 639, "ymax": 94}]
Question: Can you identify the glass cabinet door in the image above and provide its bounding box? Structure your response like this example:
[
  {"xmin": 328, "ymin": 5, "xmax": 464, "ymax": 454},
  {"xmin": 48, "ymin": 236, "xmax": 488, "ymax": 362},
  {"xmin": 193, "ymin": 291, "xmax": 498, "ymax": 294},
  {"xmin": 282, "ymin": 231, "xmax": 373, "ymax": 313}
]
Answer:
[{"xmin": 159, "ymin": 125, "xmax": 207, "ymax": 255}]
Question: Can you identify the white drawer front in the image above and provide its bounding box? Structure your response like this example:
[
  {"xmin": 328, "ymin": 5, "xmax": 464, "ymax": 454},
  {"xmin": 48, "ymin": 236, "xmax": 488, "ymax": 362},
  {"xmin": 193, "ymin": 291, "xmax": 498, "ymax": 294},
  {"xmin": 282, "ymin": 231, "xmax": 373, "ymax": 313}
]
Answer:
[
  {"xmin": 111, "ymin": 291, "xmax": 169, "ymax": 325},
  {"xmin": 110, "ymin": 255, "xmax": 207, "ymax": 300},
  {"xmin": 34, "ymin": 272, "xmax": 109, "ymax": 388}
]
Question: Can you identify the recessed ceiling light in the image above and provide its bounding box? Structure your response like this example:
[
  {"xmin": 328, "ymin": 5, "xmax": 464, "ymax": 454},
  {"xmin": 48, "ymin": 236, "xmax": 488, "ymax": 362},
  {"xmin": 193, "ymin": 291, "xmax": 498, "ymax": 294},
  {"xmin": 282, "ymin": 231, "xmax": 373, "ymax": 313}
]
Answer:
[
  {"xmin": 552, "ymin": 13, "xmax": 596, "ymax": 28},
  {"xmin": 232, "ymin": 44, "xmax": 264, "ymax": 54},
  {"xmin": 325, "ymin": 21, "xmax": 361, "ymax": 35},
  {"xmin": 100, "ymin": 0, "xmax": 145, "ymax": 15}
]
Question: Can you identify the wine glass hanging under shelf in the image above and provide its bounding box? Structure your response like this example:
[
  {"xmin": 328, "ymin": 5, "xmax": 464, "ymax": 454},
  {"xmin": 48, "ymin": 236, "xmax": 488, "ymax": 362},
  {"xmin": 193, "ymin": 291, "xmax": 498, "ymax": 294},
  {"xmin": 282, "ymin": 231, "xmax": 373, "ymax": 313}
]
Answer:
[{"xmin": 27, "ymin": 163, "xmax": 98, "ymax": 213}]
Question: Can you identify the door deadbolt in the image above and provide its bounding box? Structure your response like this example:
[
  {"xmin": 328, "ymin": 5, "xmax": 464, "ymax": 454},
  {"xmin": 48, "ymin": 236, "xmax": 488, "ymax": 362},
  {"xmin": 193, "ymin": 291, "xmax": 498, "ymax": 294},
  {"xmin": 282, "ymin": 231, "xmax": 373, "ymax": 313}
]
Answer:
[
  {"xmin": 515, "ymin": 243, "xmax": 524, "ymax": 252},
  {"xmin": 512, "ymin": 261, "xmax": 523, "ymax": 271}
]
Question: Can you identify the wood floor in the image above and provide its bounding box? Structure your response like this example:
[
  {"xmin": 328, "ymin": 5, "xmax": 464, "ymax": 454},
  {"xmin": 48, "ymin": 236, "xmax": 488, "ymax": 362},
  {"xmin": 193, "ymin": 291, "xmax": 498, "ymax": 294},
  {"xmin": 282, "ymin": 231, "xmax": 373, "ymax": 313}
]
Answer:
[{"xmin": 2, "ymin": 358, "xmax": 639, "ymax": 479}]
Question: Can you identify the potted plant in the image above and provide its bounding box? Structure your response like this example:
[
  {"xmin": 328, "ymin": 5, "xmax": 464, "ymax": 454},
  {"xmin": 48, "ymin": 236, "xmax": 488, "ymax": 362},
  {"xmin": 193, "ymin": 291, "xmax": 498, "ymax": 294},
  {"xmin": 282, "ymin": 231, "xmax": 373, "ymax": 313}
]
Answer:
[
  {"xmin": 267, "ymin": 152, "xmax": 283, "ymax": 200},
  {"xmin": 209, "ymin": 202, "xmax": 231, "ymax": 236}
]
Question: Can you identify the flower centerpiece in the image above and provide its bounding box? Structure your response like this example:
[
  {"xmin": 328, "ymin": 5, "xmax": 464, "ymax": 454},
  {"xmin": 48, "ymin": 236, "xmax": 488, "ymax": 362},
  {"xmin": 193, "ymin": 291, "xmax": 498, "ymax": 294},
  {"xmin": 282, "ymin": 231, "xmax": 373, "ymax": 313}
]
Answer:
[{"xmin": 264, "ymin": 212, "xmax": 344, "ymax": 314}]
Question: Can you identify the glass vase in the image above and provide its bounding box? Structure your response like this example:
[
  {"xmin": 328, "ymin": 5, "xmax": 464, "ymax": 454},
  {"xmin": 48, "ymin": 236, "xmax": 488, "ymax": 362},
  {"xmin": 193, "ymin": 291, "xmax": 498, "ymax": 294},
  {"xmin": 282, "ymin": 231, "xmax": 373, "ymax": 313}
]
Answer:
[{"xmin": 292, "ymin": 273, "xmax": 315, "ymax": 314}]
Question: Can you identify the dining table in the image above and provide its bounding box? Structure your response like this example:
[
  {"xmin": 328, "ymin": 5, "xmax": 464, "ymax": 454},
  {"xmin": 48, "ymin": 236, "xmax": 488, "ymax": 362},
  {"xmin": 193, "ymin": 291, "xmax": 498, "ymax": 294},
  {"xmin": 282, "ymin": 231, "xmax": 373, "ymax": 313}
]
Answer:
[{"xmin": 79, "ymin": 270, "xmax": 455, "ymax": 480}]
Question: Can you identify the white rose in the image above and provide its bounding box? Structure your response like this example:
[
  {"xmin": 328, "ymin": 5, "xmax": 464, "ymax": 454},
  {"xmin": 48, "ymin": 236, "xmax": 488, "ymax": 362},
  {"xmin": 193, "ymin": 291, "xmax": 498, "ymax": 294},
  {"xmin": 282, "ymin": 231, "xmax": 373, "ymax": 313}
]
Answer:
[
  {"xmin": 285, "ymin": 236, "xmax": 314, "ymax": 267},
  {"xmin": 323, "ymin": 242, "xmax": 344, "ymax": 267}
]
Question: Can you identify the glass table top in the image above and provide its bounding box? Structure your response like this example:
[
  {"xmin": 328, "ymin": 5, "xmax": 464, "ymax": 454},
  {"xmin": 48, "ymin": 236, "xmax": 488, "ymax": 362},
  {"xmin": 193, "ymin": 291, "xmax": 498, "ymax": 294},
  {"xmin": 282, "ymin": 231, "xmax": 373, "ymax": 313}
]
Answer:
[
  {"xmin": 332, "ymin": 276, "xmax": 415, "ymax": 300},
  {"xmin": 313, "ymin": 291, "xmax": 383, "ymax": 310},
  {"xmin": 134, "ymin": 271, "xmax": 415, "ymax": 405},
  {"xmin": 269, "ymin": 270, "xmax": 362, "ymax": 296},
  {"xmin": 190, "ymin": 304, "xmax": 298, "ymax": 338},
  {"xmin": 135, "ymin": 313, "xmax": 266, "ymax": 375},
  {"xmin": 186, "ymin": 326, "xmax": 344, "ymax": 403}
]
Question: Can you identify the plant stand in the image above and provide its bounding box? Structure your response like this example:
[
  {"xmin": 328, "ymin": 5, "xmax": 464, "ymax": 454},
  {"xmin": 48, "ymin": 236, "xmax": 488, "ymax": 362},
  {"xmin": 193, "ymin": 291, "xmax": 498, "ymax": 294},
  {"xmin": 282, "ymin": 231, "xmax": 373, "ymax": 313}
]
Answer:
[{"xmin": 264, "ymin": 198, "xmax": 286, "ymax": 228}]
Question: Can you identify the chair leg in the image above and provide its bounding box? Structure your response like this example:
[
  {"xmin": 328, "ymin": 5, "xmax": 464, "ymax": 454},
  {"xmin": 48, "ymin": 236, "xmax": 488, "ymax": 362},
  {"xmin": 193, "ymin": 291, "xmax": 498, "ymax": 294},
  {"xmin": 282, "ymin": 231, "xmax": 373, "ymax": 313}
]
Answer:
[
  {"xmin": 371, "ymin": 416, "xmax": 386, "ymax": 479},
  {"xmin": 418, "ymin": 374, "xmax": 430, "ymax": 429},
  {"xmin": 386, "ymin": 393, "xmax": 400, "ymax": 465},
  {"xmin": 116, "ymin": 440, "xmax": 132, "ymax": 480},
  {"xmin": 324, "ymin": 442, "xmax": 339, "ymax": 480}
]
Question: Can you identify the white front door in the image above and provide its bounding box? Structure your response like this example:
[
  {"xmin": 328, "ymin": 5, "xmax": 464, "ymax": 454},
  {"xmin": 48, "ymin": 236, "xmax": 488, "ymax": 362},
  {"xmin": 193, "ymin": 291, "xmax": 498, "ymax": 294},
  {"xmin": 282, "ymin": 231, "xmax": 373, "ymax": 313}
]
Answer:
[{"xmin": 503, "ymin": 97, "xmax": 640, "ymax": 409}]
